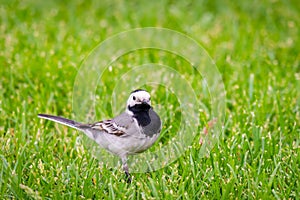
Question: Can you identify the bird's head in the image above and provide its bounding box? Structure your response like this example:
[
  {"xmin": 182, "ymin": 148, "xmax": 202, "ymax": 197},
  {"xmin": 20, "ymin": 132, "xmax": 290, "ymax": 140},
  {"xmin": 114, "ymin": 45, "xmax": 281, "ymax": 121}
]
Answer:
[{"xmin": 126, "ymin": 89, "xmax": 151, "ymax": 114}]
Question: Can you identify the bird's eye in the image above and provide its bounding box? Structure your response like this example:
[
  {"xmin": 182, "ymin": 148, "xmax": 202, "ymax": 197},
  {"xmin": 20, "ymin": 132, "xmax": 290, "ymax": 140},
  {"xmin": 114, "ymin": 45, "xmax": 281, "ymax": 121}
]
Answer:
[{"xmin": 133, "ymin": 96, "xmax": 136, "ymax": 100}]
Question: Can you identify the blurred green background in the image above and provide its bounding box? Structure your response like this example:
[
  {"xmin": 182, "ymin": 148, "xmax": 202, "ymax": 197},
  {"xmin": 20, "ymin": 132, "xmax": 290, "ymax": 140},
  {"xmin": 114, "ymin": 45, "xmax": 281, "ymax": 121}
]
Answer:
[{"xmin": 0, "ymin": 0, "xmax": 299, "ymax": 199}]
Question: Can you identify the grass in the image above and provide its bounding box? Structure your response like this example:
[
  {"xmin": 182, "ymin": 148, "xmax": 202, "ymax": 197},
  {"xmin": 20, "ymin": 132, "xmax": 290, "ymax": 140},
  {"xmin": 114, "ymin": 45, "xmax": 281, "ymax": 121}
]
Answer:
[{"xmin": 0, "ymin": 0, "xmax": 299, "ymax": 199}]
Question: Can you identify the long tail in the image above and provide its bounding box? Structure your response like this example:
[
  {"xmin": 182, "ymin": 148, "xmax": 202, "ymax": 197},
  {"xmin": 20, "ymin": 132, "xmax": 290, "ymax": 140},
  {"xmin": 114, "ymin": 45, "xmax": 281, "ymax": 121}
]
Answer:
[
  {"xmin": 38, "ymin": 114, "xmax": 97, "ymax": 141},
  {"xmin": 38, "ymin": 114, "xmax": 84, "ymax": 131}
]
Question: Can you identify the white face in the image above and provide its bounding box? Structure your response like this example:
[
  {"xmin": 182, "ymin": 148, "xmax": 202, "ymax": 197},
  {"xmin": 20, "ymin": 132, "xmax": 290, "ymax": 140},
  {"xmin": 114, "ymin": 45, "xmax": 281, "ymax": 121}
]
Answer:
[{"xmin": 127, "ymin": 90, "xmax": 151, "ymax": 108}]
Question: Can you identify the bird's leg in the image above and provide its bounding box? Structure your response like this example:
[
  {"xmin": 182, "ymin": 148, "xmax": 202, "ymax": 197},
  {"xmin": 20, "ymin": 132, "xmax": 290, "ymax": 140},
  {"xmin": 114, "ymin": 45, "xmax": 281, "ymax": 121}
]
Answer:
[{"xmin": 121, "ymin": 156, "xmax": 131, "ymax": 183}]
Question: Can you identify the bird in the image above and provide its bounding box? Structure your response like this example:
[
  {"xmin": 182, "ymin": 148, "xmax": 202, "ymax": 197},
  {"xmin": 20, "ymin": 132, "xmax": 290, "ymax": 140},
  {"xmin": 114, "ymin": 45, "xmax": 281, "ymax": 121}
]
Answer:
[{"xmin": 38, "ymin": 89, "xmax": 162, "ymax": 183}]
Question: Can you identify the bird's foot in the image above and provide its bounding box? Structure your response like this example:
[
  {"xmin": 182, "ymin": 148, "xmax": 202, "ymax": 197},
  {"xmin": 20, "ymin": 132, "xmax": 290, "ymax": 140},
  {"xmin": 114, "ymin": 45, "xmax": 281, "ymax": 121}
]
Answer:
[{"xmin": 125, "ymin": 171, "xmax": 132, "ymax": 183}]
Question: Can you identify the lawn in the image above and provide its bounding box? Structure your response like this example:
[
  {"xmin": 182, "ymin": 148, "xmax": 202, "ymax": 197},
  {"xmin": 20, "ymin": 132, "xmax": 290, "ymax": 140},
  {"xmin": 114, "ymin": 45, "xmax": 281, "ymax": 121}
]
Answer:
[{"xmin": 0, "ymin": 0, "xmax": 299, "ymax": 199}]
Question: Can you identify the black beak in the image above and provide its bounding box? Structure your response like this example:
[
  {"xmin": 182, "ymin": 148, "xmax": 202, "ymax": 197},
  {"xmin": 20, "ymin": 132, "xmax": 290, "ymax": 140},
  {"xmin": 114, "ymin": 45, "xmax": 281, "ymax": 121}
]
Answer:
[
  {"xmin": 141, "ymin": 100, "xmax": 148, "ymax": 104},
  {"xmin": 140, "ymin": 100, "xmax": 151, "ymax": 109}
]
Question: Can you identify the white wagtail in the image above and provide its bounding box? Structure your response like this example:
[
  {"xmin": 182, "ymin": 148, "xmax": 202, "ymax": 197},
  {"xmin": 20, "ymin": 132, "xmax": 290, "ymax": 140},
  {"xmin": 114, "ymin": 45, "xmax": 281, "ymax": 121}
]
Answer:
[{"xmin": 38, "ymin": 89, "xmax": 161, "ymax": 182}]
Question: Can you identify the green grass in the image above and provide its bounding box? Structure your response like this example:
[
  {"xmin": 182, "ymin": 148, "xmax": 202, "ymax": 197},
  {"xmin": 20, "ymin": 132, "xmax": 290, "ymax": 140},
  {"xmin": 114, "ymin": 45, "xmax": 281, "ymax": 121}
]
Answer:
[{"xmin": 1, "ymin": 0, "xmax": 300, "ymax": 199}]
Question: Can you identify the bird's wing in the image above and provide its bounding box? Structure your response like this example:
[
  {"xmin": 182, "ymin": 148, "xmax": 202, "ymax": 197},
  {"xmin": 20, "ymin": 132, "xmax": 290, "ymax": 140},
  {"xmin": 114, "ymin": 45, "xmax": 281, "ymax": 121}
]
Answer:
[
  {"xmin": 89, "ymin": 119, "xmax": 128, "ymax": 136},
  {"xmin": 89, "ymin": 112, "xmax": 140, "ymax": 137}
]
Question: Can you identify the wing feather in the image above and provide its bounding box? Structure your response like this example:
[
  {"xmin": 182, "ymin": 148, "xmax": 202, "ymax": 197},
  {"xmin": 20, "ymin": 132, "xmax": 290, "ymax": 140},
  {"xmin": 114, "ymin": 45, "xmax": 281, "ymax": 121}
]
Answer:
[{"xmin": 90, "ymin": 120, "xmax": 127, "ymax": 136}]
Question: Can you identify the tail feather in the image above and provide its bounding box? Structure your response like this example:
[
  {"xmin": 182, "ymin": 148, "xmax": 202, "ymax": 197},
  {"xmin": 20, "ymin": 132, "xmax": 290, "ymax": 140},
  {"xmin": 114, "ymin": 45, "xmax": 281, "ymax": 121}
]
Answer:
[
  {"xmin": 38, "ymin": 114, "xmax": 98, "ymax": 141},
  {"xmin": 38, "ymin": 114, "xmax": 83, "ymax": 130}
]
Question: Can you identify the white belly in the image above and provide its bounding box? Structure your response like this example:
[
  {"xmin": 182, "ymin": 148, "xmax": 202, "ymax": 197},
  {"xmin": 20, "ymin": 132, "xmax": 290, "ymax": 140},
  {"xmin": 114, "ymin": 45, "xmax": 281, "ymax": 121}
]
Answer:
[{"xmin": 84, "ymin": 130, "xmax": 159, "ymax": 156}]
